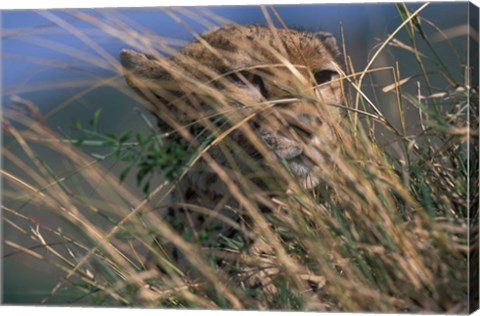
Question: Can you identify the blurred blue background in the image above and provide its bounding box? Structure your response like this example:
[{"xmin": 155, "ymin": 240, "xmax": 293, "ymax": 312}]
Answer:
[
  {"xmin": 2, "ymin": 3, "xmax": 471, "ymax": 136},
  {"xmin": 1, "ymin": 2, "xmax": 471, "ymax": 305}
]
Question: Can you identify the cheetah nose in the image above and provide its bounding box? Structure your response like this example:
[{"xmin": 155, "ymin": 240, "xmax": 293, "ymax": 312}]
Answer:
[
  {"xmin": 299, "ymin": 113, "xmax": 323, "ymax": 126},
  {"xmin": 288, "ymin": 114, "xmax": 322, "ymax": 139},
  {"xmin": 289, "ymin": 121, "xmax": 313, "ymax": 138}
]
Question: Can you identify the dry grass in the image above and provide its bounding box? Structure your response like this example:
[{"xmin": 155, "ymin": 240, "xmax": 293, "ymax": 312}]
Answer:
[{"xmin": 2, "ymin": 4, "xmax": 477, "ymax": 312}]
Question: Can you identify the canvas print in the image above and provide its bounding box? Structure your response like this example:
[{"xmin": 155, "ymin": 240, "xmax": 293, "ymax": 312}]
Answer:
[{"xmin": 1, "ymin": 1, "xmax": 479, "ymax": 313}]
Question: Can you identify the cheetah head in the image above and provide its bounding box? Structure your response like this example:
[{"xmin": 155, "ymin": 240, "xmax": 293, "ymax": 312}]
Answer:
[{"xmin": 120, "ymin": 24, "xmax": 343, "ymax": 189}]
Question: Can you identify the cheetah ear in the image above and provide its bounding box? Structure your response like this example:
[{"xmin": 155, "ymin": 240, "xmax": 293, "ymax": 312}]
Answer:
[
  {"xmin": 120, "ymin": 49, "xmax": 169, "ymax": 89},
  {"xmin": 119, "ymin": 49, "xmax": 180, "ymax": 110},
  {"xmin": 120, "ymin": 49, "xmax": 177, "ymax": 133},
  {"xmin": 315, "ymin": 32, "xmax": 340, "ymax": 58}
]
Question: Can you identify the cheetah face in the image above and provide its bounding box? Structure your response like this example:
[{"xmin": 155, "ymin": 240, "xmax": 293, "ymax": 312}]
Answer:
[{"xmin": 120, "ymin": 24, "xmax": 343, "ymax": 189}]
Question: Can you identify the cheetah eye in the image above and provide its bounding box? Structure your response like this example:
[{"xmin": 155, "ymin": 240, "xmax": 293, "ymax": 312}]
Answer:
[
  {"xmin": 314, "ymin": 70, "xmax": 338, "ymax": 85},
  {"xmin": 228, "ymin": 71, "xmax": 268, "ymax": 98}
]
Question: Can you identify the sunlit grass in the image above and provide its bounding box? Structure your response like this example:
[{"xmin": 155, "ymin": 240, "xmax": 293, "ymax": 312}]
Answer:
[{"xmin": 2, "ymin": 4, "xmax": 477, "ymax": 312}]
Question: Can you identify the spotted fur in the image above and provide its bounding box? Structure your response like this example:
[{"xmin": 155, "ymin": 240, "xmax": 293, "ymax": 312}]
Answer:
[{"xmin": 120, "ymin": 23, "xmax": 343, "ymax": 290}]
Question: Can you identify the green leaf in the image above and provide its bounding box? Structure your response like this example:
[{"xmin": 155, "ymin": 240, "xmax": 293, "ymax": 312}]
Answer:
[
  {"xmin": 120, "ymin": 166, "xmax": 132, "ymax": 183},
  {"xmin": 72, "ymin": 120, "xmax": 81, "ymax": 130},
  {"xmin": 120, "ymin": 153, "xmax": 135, "ymax": 162},
  {"xmin": 104, "ymin": 139, "xmax": 117, "ymax": 147},
  {"xmin": 395, "ymin": 4, "xmax": 425, "ymax": 39},
  {"xmin": 142, "ymin": 182, "xmax": 150, "ymax": 194},
  {"xmin": 91, "ymin": 153, "xmax": 106, "ymax": 160},
  {"xmin": 118, "ymin": 130, "xmax": 131, "ymax": 143},
  {"xmin": 136, "ymin": 133, "xmax": 154, "ymax": 146},
  {"xmin": 106, "ymin": 133, "xmax": 117, "ymax": 139},
  {"xmin": 89, "ymin": 108, "xmax": 103, "ymax": 129}
]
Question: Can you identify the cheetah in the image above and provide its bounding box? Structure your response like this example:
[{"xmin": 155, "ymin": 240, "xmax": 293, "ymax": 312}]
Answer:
[{"xmin": 120, "ymin": 23, "xmax": 343, "ymax": 294}]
